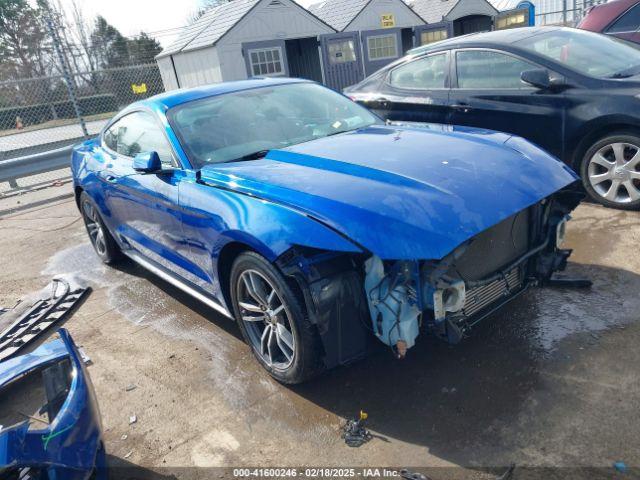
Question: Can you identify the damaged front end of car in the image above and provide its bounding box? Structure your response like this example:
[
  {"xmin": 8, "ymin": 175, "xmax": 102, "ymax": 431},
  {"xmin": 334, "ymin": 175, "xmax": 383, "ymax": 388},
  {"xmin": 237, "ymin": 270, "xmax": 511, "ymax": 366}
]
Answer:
[{"xmin": 277, "ymin": 188, "xmax": 583, "ymax": 367}]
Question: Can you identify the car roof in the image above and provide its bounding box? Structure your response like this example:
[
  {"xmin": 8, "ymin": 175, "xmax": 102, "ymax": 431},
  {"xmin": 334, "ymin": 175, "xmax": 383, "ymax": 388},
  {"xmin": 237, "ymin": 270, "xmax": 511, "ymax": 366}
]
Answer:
[
  {"xmin": 409, "ymin": 26, "xmax": 563, "ymax": 55},
  {"xmin": 578, "ymin": 0, "xmax": 640, "ymax": 31},
  {"xmin": 139, "ymin": 77, "xmax": 312, "ymax": 111}
]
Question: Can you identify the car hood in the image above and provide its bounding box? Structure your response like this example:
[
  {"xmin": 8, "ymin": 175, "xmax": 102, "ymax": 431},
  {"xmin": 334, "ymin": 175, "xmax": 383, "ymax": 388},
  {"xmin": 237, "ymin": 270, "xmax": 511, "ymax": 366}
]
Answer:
[{"xmin": 199, "ymin": 124, "xmax": 578, "ymax": 260}]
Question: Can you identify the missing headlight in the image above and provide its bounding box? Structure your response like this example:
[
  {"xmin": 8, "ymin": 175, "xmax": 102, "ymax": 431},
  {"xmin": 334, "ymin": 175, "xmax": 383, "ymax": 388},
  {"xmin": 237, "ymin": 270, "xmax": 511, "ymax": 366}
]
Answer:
[{"xmin": 433, "ymin": 280, "xmax": 466, "ymax": 322}]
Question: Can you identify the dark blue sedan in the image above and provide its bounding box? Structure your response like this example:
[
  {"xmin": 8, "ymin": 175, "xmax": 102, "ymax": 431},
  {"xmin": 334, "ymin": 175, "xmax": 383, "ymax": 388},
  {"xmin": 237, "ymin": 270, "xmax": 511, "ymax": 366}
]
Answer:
[{"xmin": 72, "ymin": 78, "xmax": 581, "ymax": 383}]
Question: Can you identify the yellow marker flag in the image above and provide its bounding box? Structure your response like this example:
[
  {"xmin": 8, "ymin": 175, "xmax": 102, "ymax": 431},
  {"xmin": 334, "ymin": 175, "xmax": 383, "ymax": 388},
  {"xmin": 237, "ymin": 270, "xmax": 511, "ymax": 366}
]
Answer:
[{"xmin": 131, "ymin": 83, "xmax": 148, "ymax": 95}]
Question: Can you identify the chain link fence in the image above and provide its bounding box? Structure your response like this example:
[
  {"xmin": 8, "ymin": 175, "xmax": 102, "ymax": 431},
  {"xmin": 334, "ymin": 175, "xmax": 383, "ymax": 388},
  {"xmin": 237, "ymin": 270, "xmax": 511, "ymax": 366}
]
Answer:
[
  {"xmin": 0, "ymin": 64, "xmax": 164, "ymax": 159},
  {"xmin": 533, "ymin": 0, "xmax": 608, "ymax": 26},
  {"xmin": 0, "ymin": 63, "xmax": 164, "ymax": 193}
]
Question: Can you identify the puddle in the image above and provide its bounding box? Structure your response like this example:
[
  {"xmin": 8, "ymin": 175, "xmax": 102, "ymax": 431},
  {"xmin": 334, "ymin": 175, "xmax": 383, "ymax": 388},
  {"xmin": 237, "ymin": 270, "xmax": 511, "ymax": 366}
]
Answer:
[
  {"xmin": 533, "ymin": 267, "xmax": 639, "ymax": 351},
  {"xmin": 42, "ymin": 243, "xmax": 261, "ymax": 407},
  {"xmin": 480, "ymin": 262, "xmax": 640, "ymax": 358}
]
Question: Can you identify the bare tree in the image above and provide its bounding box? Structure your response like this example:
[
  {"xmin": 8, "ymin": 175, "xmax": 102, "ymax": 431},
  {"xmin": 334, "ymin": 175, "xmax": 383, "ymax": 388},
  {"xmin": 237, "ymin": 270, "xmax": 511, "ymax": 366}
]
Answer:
[
  {"xmin": 67, "ymin": 0, "xmax": 98, "ymax": 72},
  {"xmin": 188, "ymin": 0, "xmax": 235, "ymax": 23}
]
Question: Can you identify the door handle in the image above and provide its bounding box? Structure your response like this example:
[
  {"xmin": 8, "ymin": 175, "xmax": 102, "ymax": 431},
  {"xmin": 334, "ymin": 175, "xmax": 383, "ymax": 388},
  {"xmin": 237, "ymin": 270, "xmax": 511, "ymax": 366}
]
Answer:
[
  {"xmin": 373, "ymin": 97, "xmax": 391, "ymax": 108},
  {"xmin": 451, "ymin": 104, "xmax": 472, "ymax": 113},
  {"xmin": 104, "ymin": 175, "xmax": 117, "ymax": 183}
]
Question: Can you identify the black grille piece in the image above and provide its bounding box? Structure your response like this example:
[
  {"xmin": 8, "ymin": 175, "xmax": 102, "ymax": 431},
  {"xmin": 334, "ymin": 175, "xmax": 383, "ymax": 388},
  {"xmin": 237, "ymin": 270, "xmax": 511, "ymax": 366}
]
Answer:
[
  {"xmin": 462, "ymin": 267, "xmax": 522, "ymax": 318},
  {"xmin": 0, "ymin": 279, "xmax": 90, "ymax": 362}
]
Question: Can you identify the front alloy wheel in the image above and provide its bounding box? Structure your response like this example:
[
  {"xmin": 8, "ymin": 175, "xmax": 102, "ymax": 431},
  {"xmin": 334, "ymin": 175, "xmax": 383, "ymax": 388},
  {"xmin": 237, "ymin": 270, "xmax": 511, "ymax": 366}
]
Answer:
[
  {"xmin": 583, "ymin": 135, "xmax": 640, "ymax": 210},
  {"xmin": 237, "ymin": 269, "xmax": 295, "ymax": 369},
  {"xmin": 229, "ymin": 252, "xmax": 323, "ymax": 384}
]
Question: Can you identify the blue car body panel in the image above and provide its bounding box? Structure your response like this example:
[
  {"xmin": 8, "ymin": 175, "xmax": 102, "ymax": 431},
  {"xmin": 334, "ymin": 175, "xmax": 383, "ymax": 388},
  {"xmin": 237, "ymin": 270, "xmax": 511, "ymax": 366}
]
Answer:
[
  {"xmin": 0, "ymin": 329, "xmax": 105, "ymax": 479},
  {"xmin": 199, "ymin": 124, "xmax": 577, "ymax": 260}
]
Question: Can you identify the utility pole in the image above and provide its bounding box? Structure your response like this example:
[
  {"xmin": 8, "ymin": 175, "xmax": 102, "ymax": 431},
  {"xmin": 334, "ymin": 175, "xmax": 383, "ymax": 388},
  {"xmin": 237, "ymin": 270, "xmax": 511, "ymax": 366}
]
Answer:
[{"xmin": 44, "ymin": 10, "xmax": 89, "ymax": 137}]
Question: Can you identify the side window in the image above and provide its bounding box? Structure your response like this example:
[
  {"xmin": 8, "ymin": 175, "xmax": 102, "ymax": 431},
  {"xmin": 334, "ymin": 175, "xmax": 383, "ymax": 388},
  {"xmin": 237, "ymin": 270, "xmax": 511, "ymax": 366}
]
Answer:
[
  {"xmin": 103, "ymin": 123, "xmax": 119, "ymax": 151},
  {"xmin": 420, "ymin": 29, "xmax": 448, "ymax": 46},
  {"xmin": 367, "ymin": 34, "xmax": 398, "ymax": 61},
  {"xmin": 108, "ymin": 112, "xmax": 175, "ymax": 166},
  {"xmin": 606, "ymin": 4, "xmax": 640, "ymax": 33},
  {"xmin": 389, "ymin": 54, "xmax": 448, "ymax": 90},
  {"xmin": 328, "ymin": 40, "xmax": 357, "ymax": 64},
  {"xmin": 248, "ymin": 47, "xmax": 284, "ymax": 76},
  {"xmin": 456, "ymin": 50, "xmax": 536, "ymax": 89}
]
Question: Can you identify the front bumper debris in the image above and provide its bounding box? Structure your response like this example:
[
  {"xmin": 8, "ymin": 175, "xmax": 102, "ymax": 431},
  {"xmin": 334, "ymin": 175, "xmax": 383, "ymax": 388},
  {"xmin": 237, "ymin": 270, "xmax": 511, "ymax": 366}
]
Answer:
[
  {"xmin": 0, "ymin": 279, "xmax": 90, "ymax": 362},
  {"xmin": 0, "ymin": 329, "xmax": 105, "ymax": 480}
]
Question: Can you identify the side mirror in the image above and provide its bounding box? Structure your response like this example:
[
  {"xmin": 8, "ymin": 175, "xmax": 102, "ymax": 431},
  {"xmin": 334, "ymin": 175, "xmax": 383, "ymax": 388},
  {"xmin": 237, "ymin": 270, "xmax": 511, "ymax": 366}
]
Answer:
[
  {"xmin": 521, "ymin": 69, "xmax": 552, "ymax": 90},
  {"xmin": 133, "ymin": 151, "xmax": 162, "ymax": 173}
]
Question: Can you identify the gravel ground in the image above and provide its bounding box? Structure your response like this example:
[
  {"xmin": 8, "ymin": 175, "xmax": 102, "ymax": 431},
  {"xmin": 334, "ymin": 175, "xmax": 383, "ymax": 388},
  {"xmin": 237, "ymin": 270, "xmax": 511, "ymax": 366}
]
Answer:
[{"xmin": 0, "ymin": 186, "xmax": 638, "ymax": 479}]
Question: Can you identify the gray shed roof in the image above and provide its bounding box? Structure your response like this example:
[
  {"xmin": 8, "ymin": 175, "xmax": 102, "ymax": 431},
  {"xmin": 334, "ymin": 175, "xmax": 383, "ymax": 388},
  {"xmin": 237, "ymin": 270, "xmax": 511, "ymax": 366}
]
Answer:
[
  {"xmin": 307, "ymin": 0, "xmax": 371, "ymax": 31},
  {"xmin": 411, "ymin": 0, "xmax": 498, "ymax": 23},
  {"xmin": 488, "ymin": 0, "xmax": 520, "ymax": 10},
  {"xmin": 157, "ymin": 0, "xmax": 260, "ymax": 58},
  {"xmin": 411, "ymin": 0, "xmax": 455, "ymax": 23}
]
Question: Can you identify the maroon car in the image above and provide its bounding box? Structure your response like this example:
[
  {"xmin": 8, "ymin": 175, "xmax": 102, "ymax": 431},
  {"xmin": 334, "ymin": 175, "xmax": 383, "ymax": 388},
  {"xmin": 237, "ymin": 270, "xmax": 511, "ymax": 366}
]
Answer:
[{"xmin": 579, "ymin": 0, "xmax": 640, "ymax": 44}]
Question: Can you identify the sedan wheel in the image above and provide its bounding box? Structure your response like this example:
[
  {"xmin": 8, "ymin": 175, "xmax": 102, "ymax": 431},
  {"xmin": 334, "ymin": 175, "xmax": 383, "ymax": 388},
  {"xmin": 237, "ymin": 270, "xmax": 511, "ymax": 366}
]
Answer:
[
  {"xmin": 582, "ymin": 134, "xmax": 640, "ymax": 210},
  {"xmin": 237, "ymin": 270, "xmax": 296, "ymax": 369}
]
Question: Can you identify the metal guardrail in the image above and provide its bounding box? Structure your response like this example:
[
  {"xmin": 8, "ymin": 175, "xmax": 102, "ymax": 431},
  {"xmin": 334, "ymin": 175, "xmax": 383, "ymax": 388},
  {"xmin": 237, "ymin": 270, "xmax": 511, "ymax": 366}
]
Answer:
[{"xmin": 0, "ymin": 144, "xmax": 73, "ymax": 186}]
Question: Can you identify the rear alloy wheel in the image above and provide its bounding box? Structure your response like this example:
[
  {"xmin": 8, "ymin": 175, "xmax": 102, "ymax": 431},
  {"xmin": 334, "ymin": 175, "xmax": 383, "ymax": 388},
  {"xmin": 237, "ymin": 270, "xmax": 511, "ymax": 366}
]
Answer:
[
  {"xmin": 80, "ymin": 192, "xmax": 121, "ymax": 264},
  {"xmin": 230, "ymin": 252, "xmax": 323, "ymax": 384},
  {"xmin": 582, "ymin": 135, "xmax": 640, "ymax": 210}
]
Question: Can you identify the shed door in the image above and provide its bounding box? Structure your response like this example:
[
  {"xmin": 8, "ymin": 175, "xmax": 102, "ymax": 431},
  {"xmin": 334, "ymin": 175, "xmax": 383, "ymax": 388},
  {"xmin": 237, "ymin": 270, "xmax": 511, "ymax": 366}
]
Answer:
[
  {"xmin": 413, "ymin": 23, "xmax": 453, "ymax": 48},
  {"xmin": 242, "ymin": 40, "xmax": 289, "ymax": 78},
  {"xmin": 319, "ymin": 32, "xmax": 364, "ymax": 92},
  {"xmin": 361, "ymin": 28, "xmax": 403, "ymax": 76}
]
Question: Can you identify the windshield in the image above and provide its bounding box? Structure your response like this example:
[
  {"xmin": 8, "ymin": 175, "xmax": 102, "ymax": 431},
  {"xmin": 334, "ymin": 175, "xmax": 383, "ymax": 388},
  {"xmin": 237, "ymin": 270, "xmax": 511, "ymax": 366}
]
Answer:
[
  {"xmin": 515, "ymin": 28, "xmax": 640, "ymax": 78},
  {"xmin": 168, "ymin": 82, "xmax": 380, "ymax": 168}
]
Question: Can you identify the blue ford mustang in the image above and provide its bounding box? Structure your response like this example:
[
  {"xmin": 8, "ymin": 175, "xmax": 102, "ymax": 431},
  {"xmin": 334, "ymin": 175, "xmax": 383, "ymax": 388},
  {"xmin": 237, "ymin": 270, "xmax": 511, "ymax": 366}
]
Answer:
[{"xmin": 72, "ymin": 78, "xmax": 581, "ymax": 383}]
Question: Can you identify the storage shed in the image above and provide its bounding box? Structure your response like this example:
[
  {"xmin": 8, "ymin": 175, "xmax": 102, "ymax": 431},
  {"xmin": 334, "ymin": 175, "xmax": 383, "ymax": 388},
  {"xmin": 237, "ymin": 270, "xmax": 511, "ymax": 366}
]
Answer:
[
  {"xmin": 410, "ymin": 0, "xmax": 499, "ymax": 44},
  {"xmin": 310, "ymin": 0, "xmax": 427, "ymax": 75},
  {"xmin": 156, "ymin": 0, "xmax": 528, "ymax": 93},
  {"xmin": 156, "ymin": 0, "xmax": 336, "ymax": 90}
]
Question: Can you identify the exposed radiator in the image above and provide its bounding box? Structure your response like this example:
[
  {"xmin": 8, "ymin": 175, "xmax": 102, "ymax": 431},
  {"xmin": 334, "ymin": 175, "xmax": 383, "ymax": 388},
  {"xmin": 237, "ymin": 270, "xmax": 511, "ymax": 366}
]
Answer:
[{"xmin": 462, "ymin": 268, "xmax": 522, "ymax": 318}]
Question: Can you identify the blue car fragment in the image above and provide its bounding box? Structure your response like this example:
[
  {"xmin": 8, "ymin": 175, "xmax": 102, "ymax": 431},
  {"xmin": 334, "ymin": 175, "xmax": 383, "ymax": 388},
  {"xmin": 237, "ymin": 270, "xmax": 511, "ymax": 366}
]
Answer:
[{"xmin": 0, "ymin": 329, "xmax": 106, "ymax": 480}]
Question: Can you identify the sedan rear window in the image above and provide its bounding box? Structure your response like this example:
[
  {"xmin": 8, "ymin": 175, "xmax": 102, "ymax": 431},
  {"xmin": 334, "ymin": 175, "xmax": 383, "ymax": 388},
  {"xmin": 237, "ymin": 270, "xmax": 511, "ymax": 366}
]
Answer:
[
  {"xmin": 516, "ymin": 28, "xmax": 640, "ymax": 78},
  {"xmin": 167, "ymin": 83, "xmax": 379, "ymax": 168}
]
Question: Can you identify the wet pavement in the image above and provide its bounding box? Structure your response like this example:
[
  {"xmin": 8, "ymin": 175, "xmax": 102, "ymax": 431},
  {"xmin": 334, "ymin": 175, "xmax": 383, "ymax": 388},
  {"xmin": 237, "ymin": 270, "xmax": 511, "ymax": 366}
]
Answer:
[{"xmin": 0, "ymin": 186, "xmax": 639, "ymax": 477}]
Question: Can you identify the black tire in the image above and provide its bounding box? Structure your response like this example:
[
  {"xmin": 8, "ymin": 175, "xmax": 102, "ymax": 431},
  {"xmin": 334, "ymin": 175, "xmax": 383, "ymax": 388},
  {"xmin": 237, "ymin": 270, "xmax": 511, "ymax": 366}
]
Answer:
[
  {"xmin": 79, "ymin": 191, "xmax": 122, "ymax": 264},
  {"xmin": 230, "ymin": 251, "xmax": 324, "ymax": 384},
  {"xmin": 580, "ymin": 132, "xmax": 640, "ymax": 210}
]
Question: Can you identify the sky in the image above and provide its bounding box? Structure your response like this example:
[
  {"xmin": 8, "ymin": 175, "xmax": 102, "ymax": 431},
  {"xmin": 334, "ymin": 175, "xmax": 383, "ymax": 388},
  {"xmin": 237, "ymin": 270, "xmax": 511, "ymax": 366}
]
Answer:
[{"xmin": 54, "ymin": 0, "xmax": 319, "ymax": 47}]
